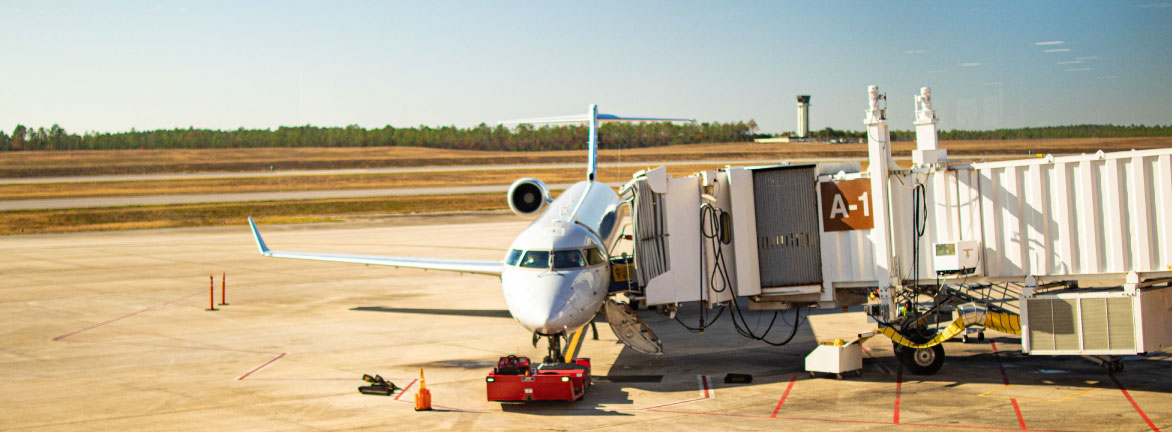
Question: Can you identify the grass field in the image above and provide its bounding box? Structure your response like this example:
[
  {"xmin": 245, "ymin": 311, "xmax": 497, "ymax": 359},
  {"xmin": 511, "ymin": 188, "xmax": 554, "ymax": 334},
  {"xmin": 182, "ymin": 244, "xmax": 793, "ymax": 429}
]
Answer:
[
  {"xmin": 3, "ymin": 137, "xmax": 1169, "ymax": 178},
  {"xmin": 0, "ymin": 194, "xmax": 509, "ymax": 235},
  {"xmin": 3, "ymin": 137, "xmax": 1169, "ymax": 235},
  {"xmin": 0, "ymin": 164, "xmax": 724, "ymax": 200}
]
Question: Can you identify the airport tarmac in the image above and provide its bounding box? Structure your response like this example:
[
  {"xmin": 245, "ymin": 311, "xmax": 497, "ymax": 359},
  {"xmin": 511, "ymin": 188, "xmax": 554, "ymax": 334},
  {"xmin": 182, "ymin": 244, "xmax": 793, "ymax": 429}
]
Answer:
[{"xmin": 2, "ymin": 213, "xmax": 1169, "ymax": 431}]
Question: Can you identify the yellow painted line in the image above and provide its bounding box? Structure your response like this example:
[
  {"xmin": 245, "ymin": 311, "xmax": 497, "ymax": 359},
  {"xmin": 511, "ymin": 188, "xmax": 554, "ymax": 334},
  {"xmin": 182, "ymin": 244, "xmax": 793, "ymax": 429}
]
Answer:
[
  {"xmin": 977, "ymin": 385, "xmax": 1098, "ymax": 402},
  {"xmin": 563, "ymin": 327, "xmax": 585, "ymax": 363}
]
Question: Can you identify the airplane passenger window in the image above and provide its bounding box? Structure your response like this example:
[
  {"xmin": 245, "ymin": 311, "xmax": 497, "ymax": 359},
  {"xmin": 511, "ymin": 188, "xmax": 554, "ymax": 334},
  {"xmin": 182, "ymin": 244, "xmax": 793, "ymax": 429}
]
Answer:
[
  {"xmin": 505, "ymin": 249, "xmax": 523, "ymax": 266},
  {"xmin": 552, "ymin": 250, "xmax": 585, "ymax": 269},
  {"xmin": 519, "ymin": 251, "xmax": 550, "ymax": 269},
  {"xmin": 586, "ymin": 248, "xmax": 606, "ymax": 266}
]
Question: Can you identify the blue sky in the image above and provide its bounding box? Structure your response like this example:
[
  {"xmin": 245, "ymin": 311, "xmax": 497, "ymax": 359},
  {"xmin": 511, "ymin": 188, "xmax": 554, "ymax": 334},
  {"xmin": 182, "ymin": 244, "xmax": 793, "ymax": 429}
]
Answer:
[{"xmin": 2, "ymin": 1, "xmax": 1170, "ymax": 134}]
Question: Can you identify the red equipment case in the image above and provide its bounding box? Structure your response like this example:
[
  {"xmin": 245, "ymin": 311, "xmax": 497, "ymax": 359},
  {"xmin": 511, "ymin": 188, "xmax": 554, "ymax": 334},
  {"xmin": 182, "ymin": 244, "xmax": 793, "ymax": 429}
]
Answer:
[{"xmin": 486, "ymin": 355, "xmax": 591, "ymax": 402}]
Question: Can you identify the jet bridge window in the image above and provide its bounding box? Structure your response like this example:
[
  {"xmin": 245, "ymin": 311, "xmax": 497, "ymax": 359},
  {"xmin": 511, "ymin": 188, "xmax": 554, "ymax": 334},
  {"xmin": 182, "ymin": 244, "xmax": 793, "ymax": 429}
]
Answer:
[
  {"xmin": 553, "ymin": 250, "xmax": 586, "ymax": 269},
  {"xmin": 505, "ymin": 249, "xmax": 523, "ymax": 266},
  {"xmin": 519, "ymin": 251, "xmax": 550, "ymax": 269}
]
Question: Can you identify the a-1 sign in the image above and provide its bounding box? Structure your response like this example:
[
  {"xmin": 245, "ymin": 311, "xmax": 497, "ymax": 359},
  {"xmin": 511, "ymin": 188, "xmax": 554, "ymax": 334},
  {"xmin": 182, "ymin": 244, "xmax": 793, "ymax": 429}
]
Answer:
[{"xmin": 819, "ymin": 178, "xmax": 874, "ymax": 232}]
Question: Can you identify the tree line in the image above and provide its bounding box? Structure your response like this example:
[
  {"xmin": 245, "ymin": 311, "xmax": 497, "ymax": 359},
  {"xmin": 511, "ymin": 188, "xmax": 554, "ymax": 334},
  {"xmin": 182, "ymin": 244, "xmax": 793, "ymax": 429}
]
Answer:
[
  {"xmin": 2, "ymin": 122, "xmax": 1168, "ymax": 152},
  {"xmin": 0, "ymin": 121, "xmax": 758, "ymax": 152},
  {"xmin": 787, "ymin": 124, "xmax": 1172, "ymax": 142}
]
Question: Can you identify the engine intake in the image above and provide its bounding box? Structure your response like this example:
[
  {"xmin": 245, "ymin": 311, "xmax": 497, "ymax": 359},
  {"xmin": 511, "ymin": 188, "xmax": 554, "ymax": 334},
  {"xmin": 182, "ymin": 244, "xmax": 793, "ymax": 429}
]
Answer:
[{"xmin": 507, "ymin": 178, "xmax": 551, "ymax": 216}]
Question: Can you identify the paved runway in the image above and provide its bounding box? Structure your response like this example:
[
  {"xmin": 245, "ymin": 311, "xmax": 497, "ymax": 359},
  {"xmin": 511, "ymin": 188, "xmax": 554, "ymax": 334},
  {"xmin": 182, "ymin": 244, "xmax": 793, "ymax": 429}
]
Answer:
[
  {"xmin": 0, "ymin": 183, "xmax": 611, "ymax": 211},
  {"xmin": 0, "ymin": 160, "xmax": 796, "ymax": 185},
  {"xmin": 2, "ymin": 215, "xmax": 1168, "ymax": 431},
  {"xmin": 0, "ymin": 155, "xmax": 1030, "ymax": 185}
]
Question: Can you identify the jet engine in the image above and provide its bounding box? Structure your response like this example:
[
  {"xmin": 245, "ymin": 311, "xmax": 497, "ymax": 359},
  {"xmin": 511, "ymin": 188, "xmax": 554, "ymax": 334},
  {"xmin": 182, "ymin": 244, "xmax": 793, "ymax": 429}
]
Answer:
[{"xmin": 507, "ymin": 178, "xmax": 551, "ymax": 216}]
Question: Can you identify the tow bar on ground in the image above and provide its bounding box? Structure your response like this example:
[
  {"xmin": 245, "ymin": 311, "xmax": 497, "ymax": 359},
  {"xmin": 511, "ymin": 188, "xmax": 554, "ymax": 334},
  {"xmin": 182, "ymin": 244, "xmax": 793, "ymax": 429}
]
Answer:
[{"xmin": 358, "ymin": 374, "xmax": 400, "ymax": 396}]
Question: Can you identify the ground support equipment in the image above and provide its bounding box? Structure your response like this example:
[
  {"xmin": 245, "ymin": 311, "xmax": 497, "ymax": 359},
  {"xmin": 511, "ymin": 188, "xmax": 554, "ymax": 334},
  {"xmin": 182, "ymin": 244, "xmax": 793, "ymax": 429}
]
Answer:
[{"xmin": 486, "ymin": 355, "xmax": 591, "ymax": 402}]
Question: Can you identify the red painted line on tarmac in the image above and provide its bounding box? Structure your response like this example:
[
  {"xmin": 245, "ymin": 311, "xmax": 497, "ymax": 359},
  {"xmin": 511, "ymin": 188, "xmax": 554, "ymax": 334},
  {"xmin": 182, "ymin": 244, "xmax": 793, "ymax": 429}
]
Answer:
[
  {"xmin": 649, "ymin": 408, "xmax": 1077, "ymax": 431},
  {"xmin": 637, "ymin": 375, "xmax": 714, "ymax": 411},
  {"xmin": 991, "ymin": 341, "xmax": 1029, "ymax": 430},
  {"xmin": 237, "ymin": 353, "xmax": 287, "ymax": 381},
  {"xmin": 1108, "ymin": 371, "xmax": 1160, "ymax": 432},
  {"xmin": 1010, "ymin": 399, "xmax": 1027, "ymax": 431},
  {"xmin": 991, "ymin": 341, "xmax": 1010, "ymax": 385},
  {"xmin": 395, "ymin": 379, "xmax": 418, "ymax": 401},
  {"xmin": 894, "ymin": 366, "xmax": 903, "ymax": 424},
  {"xmin": 770, "ymin": 374, "xmax": 798, "ymax": 418},
  {"xmin": 639, "ymin": 397, "xmax": 707, "ymax": 411},
  {"xmin": 52, "ymin": 290, "xmax": 203, "ymax": 341},
  {"xmin": 53, "ymin": 288, "xmax": 293, "ymax": 382}
]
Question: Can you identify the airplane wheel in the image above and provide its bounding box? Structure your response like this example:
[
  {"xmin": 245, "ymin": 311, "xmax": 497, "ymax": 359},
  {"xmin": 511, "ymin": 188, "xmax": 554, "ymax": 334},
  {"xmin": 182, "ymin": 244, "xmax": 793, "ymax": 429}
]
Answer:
[{"xmin": 894, "ymin": 343, "xmax": 945, "ymax": 375}]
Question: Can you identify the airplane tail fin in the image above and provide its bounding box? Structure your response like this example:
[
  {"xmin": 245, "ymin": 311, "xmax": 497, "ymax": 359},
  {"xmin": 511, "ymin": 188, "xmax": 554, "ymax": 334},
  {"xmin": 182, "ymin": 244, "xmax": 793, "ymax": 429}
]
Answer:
[{"xmin": 501, "ymin": 105, "xmax": 693, "ymax": 181}]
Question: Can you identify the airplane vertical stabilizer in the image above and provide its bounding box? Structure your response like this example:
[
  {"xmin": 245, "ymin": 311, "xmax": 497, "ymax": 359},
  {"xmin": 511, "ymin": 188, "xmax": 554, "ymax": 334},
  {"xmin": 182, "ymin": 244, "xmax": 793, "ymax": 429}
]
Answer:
[{"xmin": 500, "ymin": 106, "xmax": 694, "ymax": 181}]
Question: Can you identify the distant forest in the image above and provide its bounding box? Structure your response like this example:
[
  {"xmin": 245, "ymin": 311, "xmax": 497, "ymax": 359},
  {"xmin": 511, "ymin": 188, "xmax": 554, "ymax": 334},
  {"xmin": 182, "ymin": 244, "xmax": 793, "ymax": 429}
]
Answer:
[
  {"xmin": 0, "ymin": 121, "xmax": 758, "ymax": 152},
  {"xmin": 801, "ymin": 124, "xmax": 1172, "ymax": 142},
  {"xmin": 1, "ymin": 122, "xmax": 1170, "ymax": 152}
]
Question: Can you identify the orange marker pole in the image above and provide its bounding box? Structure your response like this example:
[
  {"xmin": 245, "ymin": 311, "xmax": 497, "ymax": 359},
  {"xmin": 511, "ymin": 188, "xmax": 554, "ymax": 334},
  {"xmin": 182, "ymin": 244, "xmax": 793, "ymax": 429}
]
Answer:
[
  {"xmin": 218, "ymin": 272, "xmax": 228, "ymax": 306},
  {"xmin": 206, "ymin": 275, "xmax": 217, "ymax": 311}
]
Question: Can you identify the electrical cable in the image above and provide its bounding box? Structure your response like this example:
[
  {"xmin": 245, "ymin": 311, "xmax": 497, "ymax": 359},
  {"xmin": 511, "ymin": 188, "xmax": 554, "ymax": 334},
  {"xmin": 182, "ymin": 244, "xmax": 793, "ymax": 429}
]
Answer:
[{"xmin": 681, "ymin": 202, "xmax": 802, "ymax": 346}]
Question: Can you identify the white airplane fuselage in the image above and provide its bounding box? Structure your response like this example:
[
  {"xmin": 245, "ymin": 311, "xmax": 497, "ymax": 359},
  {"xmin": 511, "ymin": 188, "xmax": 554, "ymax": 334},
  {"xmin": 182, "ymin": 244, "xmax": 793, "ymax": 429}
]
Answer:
[{"xmin": 500, "ymin": 180, "xmax": 625, "ymax": 336}]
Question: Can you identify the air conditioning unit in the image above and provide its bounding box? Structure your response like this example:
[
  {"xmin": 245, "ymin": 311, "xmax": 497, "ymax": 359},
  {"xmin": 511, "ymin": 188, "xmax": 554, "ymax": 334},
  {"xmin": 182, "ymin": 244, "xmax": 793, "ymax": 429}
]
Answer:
[{"xmin": 1023, "ymin": 286, "xmax": 1172, "ymax": 356}]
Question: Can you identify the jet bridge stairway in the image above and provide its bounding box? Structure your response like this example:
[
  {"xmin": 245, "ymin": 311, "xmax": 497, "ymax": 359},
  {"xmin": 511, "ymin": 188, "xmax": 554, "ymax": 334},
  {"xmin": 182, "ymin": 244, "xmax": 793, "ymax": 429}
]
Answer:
[{"xmin": 940, "ymin": 283, "xmax": 1022, "ymax": 316}]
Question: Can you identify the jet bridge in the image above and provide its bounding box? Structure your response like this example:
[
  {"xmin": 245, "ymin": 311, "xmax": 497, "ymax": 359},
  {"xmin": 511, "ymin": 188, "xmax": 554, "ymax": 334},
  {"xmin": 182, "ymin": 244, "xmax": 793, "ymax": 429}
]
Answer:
[{"xmin": 612, "ymin": 85, "xmax": 1172, "ymax": 374}]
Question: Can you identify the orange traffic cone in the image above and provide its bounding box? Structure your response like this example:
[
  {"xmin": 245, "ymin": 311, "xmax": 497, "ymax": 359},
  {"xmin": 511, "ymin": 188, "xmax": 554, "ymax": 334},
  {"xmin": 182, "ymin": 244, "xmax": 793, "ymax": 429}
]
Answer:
[{"xmin": 414, "ymin": 368, "xmax": 432, "ymax": 411}]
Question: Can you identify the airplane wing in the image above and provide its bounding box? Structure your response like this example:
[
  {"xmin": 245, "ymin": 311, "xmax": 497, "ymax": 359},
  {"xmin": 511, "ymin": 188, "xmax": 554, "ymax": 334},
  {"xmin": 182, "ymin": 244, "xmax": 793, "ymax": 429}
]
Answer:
[{"xmin": 247, "ymin": 217, "xmax": 504, "ymax": 276}]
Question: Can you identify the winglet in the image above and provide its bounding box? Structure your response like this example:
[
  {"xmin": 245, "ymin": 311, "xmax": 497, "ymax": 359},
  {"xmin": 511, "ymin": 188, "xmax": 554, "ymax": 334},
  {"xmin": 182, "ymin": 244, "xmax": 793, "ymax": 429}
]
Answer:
[{"xmin": 247, "ymin": 216, "xmax": 271, "ymax": 255}]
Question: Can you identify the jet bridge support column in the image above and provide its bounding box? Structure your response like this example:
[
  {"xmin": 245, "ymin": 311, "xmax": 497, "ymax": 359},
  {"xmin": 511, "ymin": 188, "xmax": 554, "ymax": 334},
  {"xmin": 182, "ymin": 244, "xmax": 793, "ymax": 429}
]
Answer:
[{"xmin": 865, "ymin": 85, "xmax": 897, "ymax": 322}]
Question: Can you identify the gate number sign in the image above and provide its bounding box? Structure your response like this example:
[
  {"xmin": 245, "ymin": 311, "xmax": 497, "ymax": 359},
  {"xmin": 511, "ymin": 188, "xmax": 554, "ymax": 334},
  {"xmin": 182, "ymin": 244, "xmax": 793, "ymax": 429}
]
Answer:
[{"xmin": 819, "ymin": 178, "xmax": 874, "ymax": 232}]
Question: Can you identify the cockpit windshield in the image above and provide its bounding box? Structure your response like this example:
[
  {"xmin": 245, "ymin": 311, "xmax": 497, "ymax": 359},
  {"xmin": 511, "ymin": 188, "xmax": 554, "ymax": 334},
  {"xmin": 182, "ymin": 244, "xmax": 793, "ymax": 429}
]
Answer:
[
  {"xmin": 552, "ymin": 250, "xmax": 585, "ymax": 269},
  {"xmin": 508, "ymin": 248, "xmax": 607, "ymax": 270},
  {"xmin": 505, "ymin": 249, "xmax": 523, "ymax": 266},
  {"xmin": 519, "ymin": 250, "xmax": 550, "ymax": 269}
]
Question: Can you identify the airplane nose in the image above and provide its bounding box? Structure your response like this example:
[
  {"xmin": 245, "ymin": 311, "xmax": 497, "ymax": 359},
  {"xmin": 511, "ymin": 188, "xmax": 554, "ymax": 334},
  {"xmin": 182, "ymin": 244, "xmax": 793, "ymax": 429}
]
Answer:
[{"xmin": 503, "ymin": 271, "xmax": 577, "ymax": 334}]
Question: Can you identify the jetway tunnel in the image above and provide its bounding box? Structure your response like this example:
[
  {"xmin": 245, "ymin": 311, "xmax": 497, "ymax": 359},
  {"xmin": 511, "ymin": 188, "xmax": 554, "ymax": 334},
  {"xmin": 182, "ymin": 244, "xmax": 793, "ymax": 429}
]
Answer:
[{"xmin": 603, "ymin": 85, "xmax": 1172, "ymax": 374}]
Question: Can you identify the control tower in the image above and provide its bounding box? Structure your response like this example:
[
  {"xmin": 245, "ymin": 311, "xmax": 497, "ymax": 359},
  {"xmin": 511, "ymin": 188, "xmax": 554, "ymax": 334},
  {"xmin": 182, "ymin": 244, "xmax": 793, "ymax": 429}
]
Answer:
[{"xmin": 795, "ymin": 95, "xmax": 811, "ymax": 138}]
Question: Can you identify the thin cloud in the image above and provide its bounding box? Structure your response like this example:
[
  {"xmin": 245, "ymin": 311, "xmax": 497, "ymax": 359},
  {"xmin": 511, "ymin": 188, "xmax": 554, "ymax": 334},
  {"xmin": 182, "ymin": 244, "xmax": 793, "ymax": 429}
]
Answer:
[
  {"xmin": 1045, "ymin": 48, "xmax": 1071, "ymax": 53},
  {"xmin": 1075, "ymin": 56, "xmax": 1098, "ymax": 60},
  {"xmin": 1066, "ymin": 67, "xmax": 1091, "ymax": 72},
  {"xmin": 1034, "ymin": 41, "xmax": 1064, "ymax": 46},
  {"xmin": 960, "ymin": 62, "xmax": 981, "ymax": 67},
  {"xmin": 1057, "ymin": 60, "xmax": 1085, "ymax": 65},
  {"xmin": 904, "ymin": 49, "xmax": 926, "ymax": 55}
]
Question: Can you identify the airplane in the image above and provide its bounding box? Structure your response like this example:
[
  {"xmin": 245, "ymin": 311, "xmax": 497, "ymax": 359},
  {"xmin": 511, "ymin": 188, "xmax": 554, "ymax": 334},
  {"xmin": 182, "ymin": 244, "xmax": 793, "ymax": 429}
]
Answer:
[{"xmin": 247, "ymin": 104, "xmax": 694, "ymax": 363}]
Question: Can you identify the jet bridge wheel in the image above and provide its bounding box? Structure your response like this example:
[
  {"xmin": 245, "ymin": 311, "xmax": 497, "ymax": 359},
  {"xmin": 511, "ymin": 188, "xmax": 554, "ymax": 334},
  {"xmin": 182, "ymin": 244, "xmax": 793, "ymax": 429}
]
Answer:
[{"xmin": 893, "ymin": 342, "xmax": 945, "ymax": 375}]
